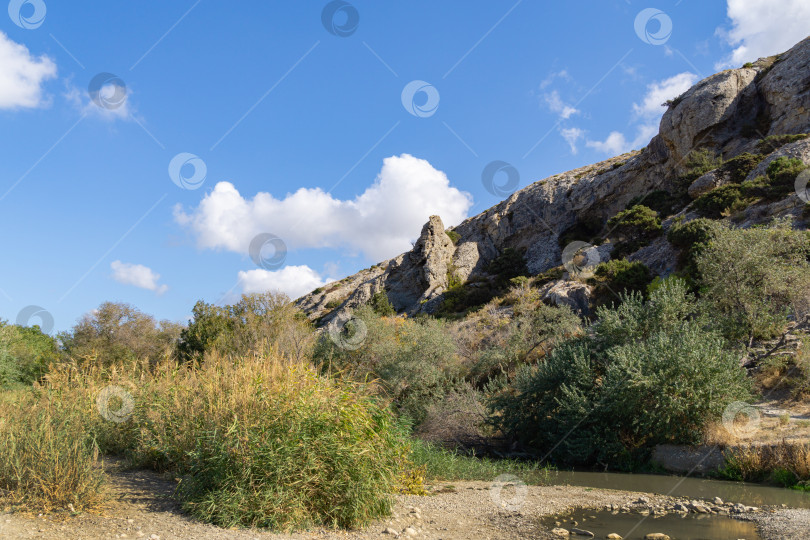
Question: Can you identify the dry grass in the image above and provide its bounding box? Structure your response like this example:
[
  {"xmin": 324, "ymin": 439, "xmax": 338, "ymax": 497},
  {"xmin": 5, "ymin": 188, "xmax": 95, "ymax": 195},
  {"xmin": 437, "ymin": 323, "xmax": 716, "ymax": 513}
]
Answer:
[
  {"xmin": 722, "ymin": 441, "xmax": 810, "ymax": 487},
  {"xmin": 0, "ymin": 390, "xmax": 105, "ymax": 513},
  {"xmin": 2, "ymin": 350, "xmax": 409, "ymax": 530}
]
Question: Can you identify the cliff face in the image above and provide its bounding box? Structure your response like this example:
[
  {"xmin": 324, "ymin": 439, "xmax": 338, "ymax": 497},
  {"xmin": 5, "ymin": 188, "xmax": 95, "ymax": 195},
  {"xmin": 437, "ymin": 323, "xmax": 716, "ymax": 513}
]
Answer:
[{"xmin": 296, "ymin": 37, "xmax": 810, "ymax": 323}]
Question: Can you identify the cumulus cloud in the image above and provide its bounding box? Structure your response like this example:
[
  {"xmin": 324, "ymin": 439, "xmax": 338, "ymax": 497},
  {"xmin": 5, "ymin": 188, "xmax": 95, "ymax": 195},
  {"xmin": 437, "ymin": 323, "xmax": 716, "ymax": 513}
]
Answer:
[
  {"xmin": 717, "ymin": 0, "xmax": 810, "ymax": 68},
  {"xmin": 587, "ymin": 72, "xmax": 697, "ymax": 155},
  {"xmin": 544, "ymin": 90, "xmax": 579, "ymax": 120},
  {"xmin": 175, "ymin": 154, "xmax": 473, "ymax": 262},
  {"xmin": 0, "ymin": 32, "xmax": 56, "ymax": 109},
  {"xmin": 238, "ymin": 266, "xmax": 333, "ymax": 299},
  {"xmin": 110, "ymin": 261, "xmax": 168, "ymax": 295}
]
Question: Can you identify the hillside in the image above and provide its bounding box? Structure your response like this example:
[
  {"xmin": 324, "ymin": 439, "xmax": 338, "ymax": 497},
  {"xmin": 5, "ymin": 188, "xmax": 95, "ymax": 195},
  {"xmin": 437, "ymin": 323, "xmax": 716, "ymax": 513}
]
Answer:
[{"xmin": 297, "ymin": 36, "xmax": 810, "ymax": 324}]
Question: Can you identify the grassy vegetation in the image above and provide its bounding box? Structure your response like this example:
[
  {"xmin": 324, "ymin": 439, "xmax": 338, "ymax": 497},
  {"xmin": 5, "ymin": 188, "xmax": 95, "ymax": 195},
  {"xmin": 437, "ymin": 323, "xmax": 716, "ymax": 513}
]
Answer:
[{"xmin": 719, "ymin": 442, "xmax": 810, "ymax": 491}]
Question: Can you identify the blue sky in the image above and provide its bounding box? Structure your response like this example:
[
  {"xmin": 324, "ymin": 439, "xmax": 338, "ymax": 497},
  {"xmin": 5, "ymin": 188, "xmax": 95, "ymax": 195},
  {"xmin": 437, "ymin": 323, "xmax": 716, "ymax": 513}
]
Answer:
[{"xmin": 1, "ymin": 0, "xmax": 809, "ymax": 333}]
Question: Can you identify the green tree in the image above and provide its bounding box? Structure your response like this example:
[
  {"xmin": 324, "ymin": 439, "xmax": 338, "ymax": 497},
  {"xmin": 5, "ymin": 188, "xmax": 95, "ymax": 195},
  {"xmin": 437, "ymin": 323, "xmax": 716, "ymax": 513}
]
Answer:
[
  {"xmin": 0, "ymin": 321, "xmax": 58, "ymax": 388},
  {"xmin": 695, "ymin": 218, "xmax": 810, "ymax": 344}
]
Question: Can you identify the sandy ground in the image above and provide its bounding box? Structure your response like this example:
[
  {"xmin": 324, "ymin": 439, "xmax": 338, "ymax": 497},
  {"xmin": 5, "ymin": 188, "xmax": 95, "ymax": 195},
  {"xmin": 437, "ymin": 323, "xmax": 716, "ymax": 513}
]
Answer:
[{"xmin": 1, "ymin": 461, "xmax": 803, "ymax": 540}]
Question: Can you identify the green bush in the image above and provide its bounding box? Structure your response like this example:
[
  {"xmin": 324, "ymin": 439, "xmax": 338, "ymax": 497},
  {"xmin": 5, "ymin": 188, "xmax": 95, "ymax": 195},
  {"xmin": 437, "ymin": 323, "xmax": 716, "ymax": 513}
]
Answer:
[
  {"xmin": 314, "ymin": 307, "xmax": 460, "ymax": 426},
  {"xmin": 626, "ymin": 190, "xmax": 680, "ymax": 218},
  {"xmin": 695, "ymin": 218, "xmax": 810, "ymax": 343},
  {"xmin": 559, "ymin": 215, "xmax": 604, "ymax": 248},
  {"xmin": 0, "ymin": 322, "xmax": 58, "ymax": 388},
  {"xmin": 694, "ymin": 184, "xmax": 750, "ymax": 218},
  {"xmin": 607, "ymin": 205, "xmax": 662, "ymax": 257},
  {"xmin": 682, "ymin": 148, "xmax": 724, "ymax": 182},
  {"xmin": 437, "ymin": 280, "xmax": 499, "ymax": 316},
  {"xmin": 756, "ymin": 133, "xmax": 808, "ymax": 154},
  {"xmin": 489, "ymin": 279, "xmax": 751, "ymax": 467},
  {"xmin": 487, "ymin": 248, "xmax": 529, "ymax": 283},
  {"xmin": 719, "ymin": 152, "xmax": 765, "ymax": 184},
  {"xmin": 667, "ymin": 218, "xmax": 723, "ymax": 284},
  {"xmin": 588, "ymin": 259, "xmax": 652, "ymax": 307},
  {"xmin": 446, "ymin": 230, "xmax": 461, "ymax": 245},
  {"xmin": 369, "ymin": 291, "xmax": 396, "ymax": 316},
  {"xmin": 739, "ymin": 157, "xmax": 808, "ymax": 202}
]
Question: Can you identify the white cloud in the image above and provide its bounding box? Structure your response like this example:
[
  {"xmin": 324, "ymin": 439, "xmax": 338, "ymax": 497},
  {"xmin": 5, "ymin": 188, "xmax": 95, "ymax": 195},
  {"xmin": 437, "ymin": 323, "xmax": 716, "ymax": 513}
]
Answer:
[
  {"xmin": 631, "ymin": 73, "xmax": 698, "ymax": 118},
  {"xmin": 587, "ymin": 73, "xmax": 697, "ymax": 155},
  {"xmin": 560, "ymin": 127, "xmax": 584, "ymax": 154},
  {"xmin": 540, "ymin": 70, "xmax": 572, "ymax": 90},
  {"xmin": 238, "ymin": 266, "xmax": 333, "ymax": 299},
  {"xmin": 544, "ymin": 90, "xmax": 579, "ymax": 120},
  {"xmin": 110, "ymin": 261, "xmax": 168, "ymax": 295},
  {"xmin": 65, "ymin": 82, "xmax": 133, "ymax": 121},
  {"xmin": 175, "ymin": 154, "xmax": 473, "ymax": 262},
  {"xmin": 717, "ymin": 0, "xmax": 810, "ymax": 68},
  {"xmin": 0, "ymin": 32, "xmax": 56, "ymax": 109}
]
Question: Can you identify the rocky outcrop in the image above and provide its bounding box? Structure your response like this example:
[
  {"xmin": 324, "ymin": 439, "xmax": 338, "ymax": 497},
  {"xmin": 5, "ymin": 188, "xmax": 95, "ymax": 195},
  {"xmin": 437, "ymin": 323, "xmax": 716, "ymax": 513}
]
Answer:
[
  {"xmin": 538, "ymin": 279, "xmax": 593, "ymax": 316},
  {"xmin": 296, "ymin": 37, "xmax": 810, "ymax": 322}
]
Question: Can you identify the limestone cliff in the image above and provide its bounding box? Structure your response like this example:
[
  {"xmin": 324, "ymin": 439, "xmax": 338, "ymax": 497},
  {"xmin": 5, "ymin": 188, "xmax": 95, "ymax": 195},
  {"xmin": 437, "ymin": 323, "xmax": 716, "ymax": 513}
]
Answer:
[{"xmin": 296, "ymin": 36, "xmax": 810, "ymax": 323}]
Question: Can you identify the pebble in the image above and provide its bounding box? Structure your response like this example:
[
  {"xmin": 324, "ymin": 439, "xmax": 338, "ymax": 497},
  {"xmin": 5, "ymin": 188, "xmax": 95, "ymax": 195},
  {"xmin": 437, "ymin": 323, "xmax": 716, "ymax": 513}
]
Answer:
[
  {"xmin": 713, "ymin": 497, "xmax": 724, "ymax": 505},
  {"xmin": 644, "ymin": 535, "xmax": 670, "ymax": 540},
  {"xmin": 403, "ymin": 527, "xmax": 418, "ymax": 537},
  {"xmin": 550, "ymin": 528, "xmax": 570, "ymax": 537},
  {"xmin": 607, "ymin": 535, "xmax": 622, "ymax": 540},
  {"xmin": 383, "ymin": 527, "xmax": 399, "ymax": 535},
  {"xmin": 570, "ymin": 528, "xmax": 594, "ymax": 537}
]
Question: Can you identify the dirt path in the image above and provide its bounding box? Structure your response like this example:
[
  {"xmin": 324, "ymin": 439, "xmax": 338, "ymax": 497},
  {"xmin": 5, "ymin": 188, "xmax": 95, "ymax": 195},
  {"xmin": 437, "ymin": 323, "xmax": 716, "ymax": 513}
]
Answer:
[{"xmin": 0, "ymin": 461, "xmax": 803, "ymax": 540}]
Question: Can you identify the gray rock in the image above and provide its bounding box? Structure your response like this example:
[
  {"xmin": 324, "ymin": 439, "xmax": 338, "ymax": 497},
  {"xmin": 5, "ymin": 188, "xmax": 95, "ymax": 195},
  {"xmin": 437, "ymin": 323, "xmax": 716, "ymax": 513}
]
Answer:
[
  {"xmin": 539, "ymin": 279, "xmax": 593, "ymax": 316},
  {"xmin": 688, "ymin": 170, "xmax": 726, "ymax": 199}
]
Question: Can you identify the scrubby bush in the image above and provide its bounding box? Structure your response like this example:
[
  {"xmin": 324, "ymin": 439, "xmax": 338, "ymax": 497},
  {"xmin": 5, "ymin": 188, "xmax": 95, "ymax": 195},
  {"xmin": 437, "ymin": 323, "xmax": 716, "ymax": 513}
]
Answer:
[
  {"xmin": 369, "ymin": 291, "xmax": 396, "ymax": 316},
  {"xmin": 314, "ymin": 307, "xmax": 460, "ymax": 426},
  {"xmin": 0, "ymin": 321, "xmax": 58, "ymax": 388},
  {"xmin": 62, "ymin": 302, "xmax": 181, "ymax": 366},
  {"xmin": 737, "ymin": 157, "xmax": 808, "ymax": 202},
  {"xmin": 682, "ymin": 148, "xmax": 724, "ymax": 182},
  {"xmin": 487, "ymin": 248, "xmax": 529, "ymax": 283},
  {"xmin": 588, "ymin": 259, "xmax": 652, "ymax": 307},
  {"xmin": 177, "ymin": 292, "xmax": 314, "ymax": 363},
  {"xmin": 756, "ymin": 133, "xmax": 809, "ymax": 154},
  {"xmin": 626, "ymin": 190, "xmax": 680, "ymax": 218},
  {"xmin": 471, "ymin": 295, "xmax": 580, "ymax": 384},
  {"xmin": 446, "ymin": 230, "xmax": 461, "ymax": 245},
  {"xmin": 694, "ymin": 184, "xmax": 749, "ymax": 218},
  {"xmin": 607, "ymin": 205, "xmax": 662, "ymax": 257},
  {"xmin": 437, "ymin": 279, "xmax": 499, "ymax": 316},
  {"xmin": 558, "ymin": 215, "xmax": 604, "ymax": 247},
  {"xmin": 667, "ymin": 217, "xmax": 723, "ymax": 285},
  {"xmin": 490, "ymin": 279, "xmax": 752, "ymax": 467},
  {"xmin": 719, "ymin": 152, "xmax": 765, "ymax": 183},
  {"xmin": 695, "ymin": 218, "xmax": 810, "ymax": 343}
]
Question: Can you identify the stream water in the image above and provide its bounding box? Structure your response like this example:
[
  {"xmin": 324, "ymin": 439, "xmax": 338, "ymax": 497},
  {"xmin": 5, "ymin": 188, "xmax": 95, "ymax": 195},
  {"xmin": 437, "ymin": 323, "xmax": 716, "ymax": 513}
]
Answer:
[
  {"xmin": 539, "ymin": 508, "xmax": 761, "ymax": 540},
  {"xmin": 547, "ymin": 470, "xmax": 810, "ymax": 508}
]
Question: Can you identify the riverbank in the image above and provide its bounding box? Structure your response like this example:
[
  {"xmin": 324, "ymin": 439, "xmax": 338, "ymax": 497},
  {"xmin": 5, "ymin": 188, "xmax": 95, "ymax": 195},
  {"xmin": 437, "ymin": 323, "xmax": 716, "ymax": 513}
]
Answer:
[{"xmin": 2, "ymin": 461, "xmax": 805, "ymax": 540}]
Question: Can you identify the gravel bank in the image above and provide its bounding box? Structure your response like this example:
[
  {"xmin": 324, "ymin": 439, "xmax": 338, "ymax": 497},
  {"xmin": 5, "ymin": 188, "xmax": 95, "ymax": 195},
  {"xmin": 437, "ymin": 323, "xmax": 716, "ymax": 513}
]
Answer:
[{"xmin": 0, "ymin": 463, "xmax": 797, "ymax": 539}]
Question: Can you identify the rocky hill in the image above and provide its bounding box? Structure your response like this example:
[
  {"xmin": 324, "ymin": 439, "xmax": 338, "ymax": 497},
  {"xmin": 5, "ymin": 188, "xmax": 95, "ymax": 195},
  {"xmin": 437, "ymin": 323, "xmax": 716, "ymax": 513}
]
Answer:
[{"xmin": 297, "ymin": 36, "xmax": 810, "ymax": 324}]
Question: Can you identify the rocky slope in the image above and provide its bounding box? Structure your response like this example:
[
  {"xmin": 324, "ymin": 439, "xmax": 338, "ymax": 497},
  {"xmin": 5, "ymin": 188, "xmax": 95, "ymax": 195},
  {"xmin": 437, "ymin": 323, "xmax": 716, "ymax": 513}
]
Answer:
[{"xmin": 297, "ymin": 36, "xmax": 810, "ymax": 323}]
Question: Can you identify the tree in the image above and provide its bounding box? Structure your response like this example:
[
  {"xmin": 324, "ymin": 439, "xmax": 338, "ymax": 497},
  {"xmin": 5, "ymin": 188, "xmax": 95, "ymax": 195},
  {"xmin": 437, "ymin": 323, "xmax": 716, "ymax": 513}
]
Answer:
[
  {"xmin": 695, "ymin": 218, "xmax": 810, "ymax": 344},
  {"xmin": 0, "ymin": 320, "xmax": 58, "ymax": 388},
  {"xmin": 62, "ymin": 302, "xmax": 181, "ymax": 366}
]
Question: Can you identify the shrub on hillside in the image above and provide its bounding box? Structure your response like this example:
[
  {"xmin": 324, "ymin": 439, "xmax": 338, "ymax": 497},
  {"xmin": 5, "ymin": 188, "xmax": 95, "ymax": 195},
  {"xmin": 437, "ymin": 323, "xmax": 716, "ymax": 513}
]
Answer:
[
  {"xmin": 489, "ymin": 279, "xmax": 751, "ymax": 467},
  {"xmin": 606, "ymin": 205, "xmax": 662, "ymax": 257},
  {"xmin": 486, "ymin": 248, "xmax": 529, "ymax": 283},
  {"xmin": 718, "ymin": 152, "xmax": 765, "ymax": 184},
  {"xmin": 694, "ymin": 184, "xmax": 749, "ymax": 218},
  {"xmin": 626, "ymin": 190, "xmax": 680, "ymax": 218},
  {"xmin": 369, "ymin": 291, "xmax": 396, "ymax": 316},
  {"xmin": 695, "ymin": 218, "xmax": 810, "ymax": 343},
  {"xmin": 588, "ymin": 259, "xmax": 653, "ymax": 307},
  {"xmin": 756, "ymin": 133, "xmax": 809, "ymax": 154},
  {"xmin": 666, "ymin": 217, "xmax": 723, "ymax": 285},
  {"xmin": 314, "ymin": 307, "xmax": 460, "ymax": 426}
]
